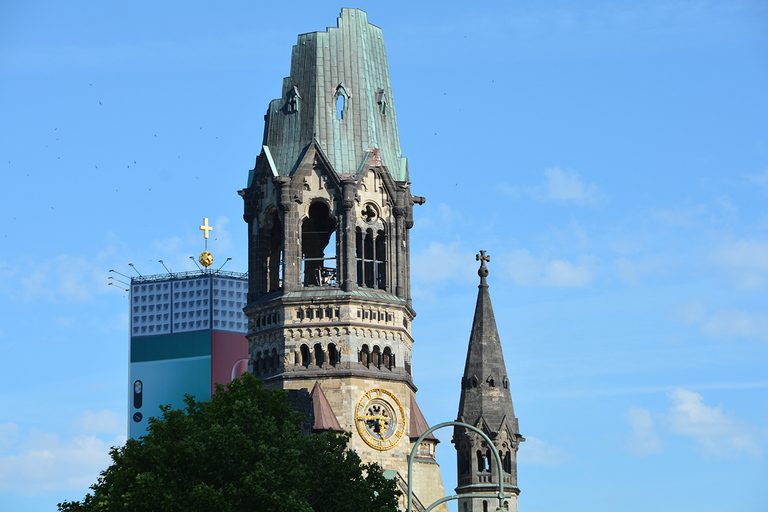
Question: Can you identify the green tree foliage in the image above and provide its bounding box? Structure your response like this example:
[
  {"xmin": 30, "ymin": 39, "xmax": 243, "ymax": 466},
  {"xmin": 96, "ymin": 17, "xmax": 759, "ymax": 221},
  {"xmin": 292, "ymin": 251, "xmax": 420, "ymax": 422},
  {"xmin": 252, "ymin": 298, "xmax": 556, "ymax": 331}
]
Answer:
[{"xmin": 59, "ymin": 374, "xmax": 399, "ymax": 512}]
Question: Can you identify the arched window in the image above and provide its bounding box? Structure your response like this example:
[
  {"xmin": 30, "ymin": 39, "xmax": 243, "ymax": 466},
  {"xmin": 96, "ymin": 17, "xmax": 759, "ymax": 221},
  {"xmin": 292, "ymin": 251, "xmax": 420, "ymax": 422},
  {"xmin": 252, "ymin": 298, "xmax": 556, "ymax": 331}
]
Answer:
[
  {"xmin": 334, "ymin": 82, "xmax": 349, "ymax": 120},
  {"xmin": 271, "ymin": 348, "xmax": 279, "ymax": 370},
  {"xmin": 314, "ymin": 343, "xmax": 324, "ymax": 367},
  {"xmin": 328, "ymin": 343, "xmax": 338, "ymax": 367},
  {"xmin": 301, "ymin": 201, "xmax": 336, "ymax": 287},
  {"xmin": 371, "ymin": 345, "xmax": 381, "ymax": 368},
  {"xmin": 254, "ymin": 352, "xmax": 262, "ymax": 375},
  {"xmin": 477, "ymin": 450, "xmax": 485, "ymax": 472},
  {"xmin": 300, "ymin": 344, "xmax": 310, "ymax": 368},
  {"xmin": 360, "ymin": 344, "xmax": 370, "ymax": 367},
  {"xmin": 382, "ymin": 346, "xmax": 393, "ymax": 370},
  {"xmin": 336, "ymin": 94, "xmax": 345, "ymax": 119},
  {"xmin": 503, "ymin": 450, "xmax": 512, "ymax": 474}
]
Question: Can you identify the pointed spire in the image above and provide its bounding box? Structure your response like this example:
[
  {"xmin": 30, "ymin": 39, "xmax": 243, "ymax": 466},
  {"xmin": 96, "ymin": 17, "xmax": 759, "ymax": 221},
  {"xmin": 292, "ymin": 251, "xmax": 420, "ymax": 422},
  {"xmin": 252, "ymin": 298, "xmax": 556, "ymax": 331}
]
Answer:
[{"xmin": 457, "ymin": 251, "xmax": 519, "ymax": 435}]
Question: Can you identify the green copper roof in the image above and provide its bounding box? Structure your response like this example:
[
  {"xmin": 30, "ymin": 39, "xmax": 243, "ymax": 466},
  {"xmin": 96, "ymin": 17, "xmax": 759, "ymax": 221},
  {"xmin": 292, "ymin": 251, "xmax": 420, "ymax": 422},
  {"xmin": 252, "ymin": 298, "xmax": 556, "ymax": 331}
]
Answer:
[{"xmin": 260, "ymin": 8, "xmax": 407, "ymax": 181}]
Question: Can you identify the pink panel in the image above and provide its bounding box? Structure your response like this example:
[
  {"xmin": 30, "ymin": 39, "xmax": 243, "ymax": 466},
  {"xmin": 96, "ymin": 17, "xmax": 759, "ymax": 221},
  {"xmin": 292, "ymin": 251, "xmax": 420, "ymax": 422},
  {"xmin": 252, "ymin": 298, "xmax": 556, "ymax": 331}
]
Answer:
[{"xmin": 211, "ymin": 331, "xmax": 249, "ymax": 394}]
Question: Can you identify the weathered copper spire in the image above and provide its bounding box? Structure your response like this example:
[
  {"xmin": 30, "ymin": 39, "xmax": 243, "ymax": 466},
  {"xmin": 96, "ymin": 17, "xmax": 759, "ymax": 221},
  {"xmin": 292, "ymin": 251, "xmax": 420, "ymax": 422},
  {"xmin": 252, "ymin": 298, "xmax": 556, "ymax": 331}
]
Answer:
[{"xmin": 454, "ymin": 252, "xmax": 524, "ymax": 512}]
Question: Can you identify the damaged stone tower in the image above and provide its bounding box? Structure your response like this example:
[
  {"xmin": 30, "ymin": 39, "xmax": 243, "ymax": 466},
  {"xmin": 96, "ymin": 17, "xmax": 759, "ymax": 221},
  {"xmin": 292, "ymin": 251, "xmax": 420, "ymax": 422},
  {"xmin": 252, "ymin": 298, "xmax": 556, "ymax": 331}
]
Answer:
[{"xmin": 240, "ymin": 8, "xmax": 446, "ymax": 508}]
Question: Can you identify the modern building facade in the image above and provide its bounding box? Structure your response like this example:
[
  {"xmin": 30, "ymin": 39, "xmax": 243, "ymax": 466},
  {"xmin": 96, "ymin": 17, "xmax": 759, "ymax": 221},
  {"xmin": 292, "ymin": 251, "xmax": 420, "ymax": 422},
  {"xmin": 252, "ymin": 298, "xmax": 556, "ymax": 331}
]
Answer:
[{"xmin": 128, "ymin": 270, "xmax": 249, "ymax": 439}]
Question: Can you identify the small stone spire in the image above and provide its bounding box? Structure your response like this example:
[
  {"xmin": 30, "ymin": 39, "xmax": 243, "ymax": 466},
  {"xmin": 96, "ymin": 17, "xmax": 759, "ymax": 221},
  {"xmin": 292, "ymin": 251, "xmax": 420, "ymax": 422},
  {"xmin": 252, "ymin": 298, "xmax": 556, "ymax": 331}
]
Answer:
[{"xmin": 454, "ymin": 251, "xmax": 524, "ymax": 512}]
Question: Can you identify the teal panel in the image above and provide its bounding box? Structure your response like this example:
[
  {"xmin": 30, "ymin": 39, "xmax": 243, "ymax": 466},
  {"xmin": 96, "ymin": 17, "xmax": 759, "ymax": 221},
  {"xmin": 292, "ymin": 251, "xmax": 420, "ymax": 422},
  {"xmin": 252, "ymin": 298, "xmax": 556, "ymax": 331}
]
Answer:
[
  {"xmin": 131, "ymin": 331, "xmax": 211, "ymax": 362},
  {"xmin": 129, "ymin": 356, "xmax": 212, "ymax": 438}
]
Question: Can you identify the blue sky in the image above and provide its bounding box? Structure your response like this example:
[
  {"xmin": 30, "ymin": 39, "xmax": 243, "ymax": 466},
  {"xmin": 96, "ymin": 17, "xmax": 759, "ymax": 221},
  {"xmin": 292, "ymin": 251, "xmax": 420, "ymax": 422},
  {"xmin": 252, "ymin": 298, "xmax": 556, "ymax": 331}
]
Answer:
[{"xmin": 1, "ymin": 1, "xmax": 767, "ymax": 510}]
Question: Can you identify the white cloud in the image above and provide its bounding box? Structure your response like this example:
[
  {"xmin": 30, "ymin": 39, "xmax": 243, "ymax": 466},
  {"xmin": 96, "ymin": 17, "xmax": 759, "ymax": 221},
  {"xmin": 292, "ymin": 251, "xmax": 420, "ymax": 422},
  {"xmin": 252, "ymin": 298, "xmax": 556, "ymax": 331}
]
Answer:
[
  {"xmin": 70, "ymin": 410, "xmax": 124, "ymax": 436},
  {"xmin": 411, "ymin": 242, "xmax": 476, "ymax": 294},
  {"xmin": 747, "ymin": 168, "xmax": 768, "ymax": 191},
  {"xmin": 153, "ymin": 235, "xmax": 185, "ymax": 255},
  {"xmin": 0, "ymin": 412, "xmax": 126, "ymax": 496},
  {"xmin": 211, "ymin": 215, "xmax": 234, "ymax": 254},
  {"xmin": 7, "ymin": 234, "xmax": 132, "ymax": 303},
  {"xmin": 543, "ymin": 167, "xmax": 602, "ymax": 205},
  {"xmin": 712, "ymin": 238, "xmax": 768, "ymax": 290},
  {"xmin": 667, "ymin": 388, "xmax": 761, "ymax": 458},
  {"xmin": 613, "ymin": 257, "xmax": 659, "ymax": 286},
  {"xmin": 701, "ymin": 310, "xmax": 768, "ymax": 343},
  {"xmin": 650, "ymin": 204, "xmax": 706, "ymax": 228},
  {"xmin": 518, "ymin": 436, "xmax": 568, "ymax": 466},
  {"xmin": 671, "ymin": 300, "xmax": 707, "ymax": 325},
  {"xmin": 672, "ymin": 302, "xmax": 768, "ymax": 343},
  {"xmin": 502, "ymin": 249, "xmax": 595, "ymax": 287},
  {"xmin": 625, "ymin": 406, "xmax": 664, "ymax": 456},
  {"xmin": 55, "ymin": 254, "xmax": 109, "ymax": 302}
]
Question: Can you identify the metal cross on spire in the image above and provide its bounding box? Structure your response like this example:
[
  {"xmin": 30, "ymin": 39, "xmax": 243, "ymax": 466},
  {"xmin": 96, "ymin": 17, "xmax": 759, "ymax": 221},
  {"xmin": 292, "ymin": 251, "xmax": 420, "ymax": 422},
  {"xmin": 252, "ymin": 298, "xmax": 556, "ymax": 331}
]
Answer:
[{"xmin": 476, "ymin": 250, "xmax": 490, "ymax": 285}]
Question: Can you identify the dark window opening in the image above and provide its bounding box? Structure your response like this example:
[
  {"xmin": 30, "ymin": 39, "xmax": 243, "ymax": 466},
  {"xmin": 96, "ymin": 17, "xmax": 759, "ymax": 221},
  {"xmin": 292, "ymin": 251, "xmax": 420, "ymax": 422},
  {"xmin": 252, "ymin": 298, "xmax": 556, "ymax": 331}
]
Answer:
[
  {"xmin": 382, "ymin": 346, "xmax": 394, "ymax": 370},
  {"xmin": 301, "ymin": 202, "xmax": 337, "ymax": 287},
  {"xmin": 356, "ymin": 228, "xmax": 386, "ymax": 289},
  {"xmin": 314, "ymin": 343, "xmax": 324, "ymax": 367},
  {"xmin": 360, "ymin": 344, "xmax": 370, "ymax": 367},
  {"xmin": 372, "ymin": 345, "xmax": 381, "ymax": 368},
  {"xmin": 254, "ymin": 352, "xmax": 262, "ymax": 375},
  {"xmin": 328, "ymin": 343, "xmax": 338, "ymax": 367},
  {"xmin": 459, "ymin": 451, "xmax": 470, "ymax": 475},
  {"xmin": 477, "ymin": 450, "xmax": 486, "ymax": 472},
  {"xmin": 503, "ymin": 451, "xmax": 512, "ymax": 474},
  {"xmin": 301, "ymin": 344, "xmax": 310, "ymax": 367},
  {"xmin": 267, "ymin": 212, "xmax": 282, "ymax": 292}
]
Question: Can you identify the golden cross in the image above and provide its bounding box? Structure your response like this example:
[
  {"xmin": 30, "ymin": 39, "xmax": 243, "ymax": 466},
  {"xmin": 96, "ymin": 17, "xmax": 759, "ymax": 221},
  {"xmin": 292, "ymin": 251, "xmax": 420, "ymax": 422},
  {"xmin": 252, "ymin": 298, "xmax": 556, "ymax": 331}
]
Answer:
[{"xmin": 199, "ymin": 218, "xmax": 213, "ymax": 239}]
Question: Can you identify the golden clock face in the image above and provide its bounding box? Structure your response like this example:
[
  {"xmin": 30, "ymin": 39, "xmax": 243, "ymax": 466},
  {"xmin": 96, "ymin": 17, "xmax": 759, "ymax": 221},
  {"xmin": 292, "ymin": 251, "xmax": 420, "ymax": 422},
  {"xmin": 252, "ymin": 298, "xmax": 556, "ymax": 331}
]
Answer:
[{"xmin": 355, "ymin": 388, "xmax": 405, "ymax": 451}]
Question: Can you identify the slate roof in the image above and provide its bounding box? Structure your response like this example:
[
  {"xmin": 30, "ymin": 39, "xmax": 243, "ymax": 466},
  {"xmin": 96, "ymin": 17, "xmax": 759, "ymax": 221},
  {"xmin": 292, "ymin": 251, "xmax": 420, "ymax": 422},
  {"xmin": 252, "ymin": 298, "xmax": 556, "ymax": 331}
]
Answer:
[
  {"xmin": 456, "ymin": 260, "xmax": 520, "ymax": 436},
  {"xmin": 310, "ymin": 381, "xmax": 342, "ymax": 432},
  {"xmin": 410, "ymin": 394, "xmax": 438, "ymax": 442},
  {"xmin": 259, "ymin": 8, "xmax": 407, "ymax": 181}
]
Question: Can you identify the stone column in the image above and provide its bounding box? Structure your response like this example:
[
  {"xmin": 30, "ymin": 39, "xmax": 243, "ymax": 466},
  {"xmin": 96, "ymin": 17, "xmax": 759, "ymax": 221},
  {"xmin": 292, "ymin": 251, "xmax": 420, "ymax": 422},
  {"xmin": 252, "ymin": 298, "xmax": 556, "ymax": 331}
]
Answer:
[
  {"xmin": 341, "ymin": 178, "xmax": 357, "ymax": 292},
  {"xmin": 276, "ymin": 176, "xmax": 297, "ymax": 292}
]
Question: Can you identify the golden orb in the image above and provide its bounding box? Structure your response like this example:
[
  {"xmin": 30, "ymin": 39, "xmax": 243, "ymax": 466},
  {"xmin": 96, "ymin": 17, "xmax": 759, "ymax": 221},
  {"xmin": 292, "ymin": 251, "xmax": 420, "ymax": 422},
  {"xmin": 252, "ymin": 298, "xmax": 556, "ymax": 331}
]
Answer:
[{"xmin": 199, "ymin": 251, "xmax": 214, "ymax": 267}]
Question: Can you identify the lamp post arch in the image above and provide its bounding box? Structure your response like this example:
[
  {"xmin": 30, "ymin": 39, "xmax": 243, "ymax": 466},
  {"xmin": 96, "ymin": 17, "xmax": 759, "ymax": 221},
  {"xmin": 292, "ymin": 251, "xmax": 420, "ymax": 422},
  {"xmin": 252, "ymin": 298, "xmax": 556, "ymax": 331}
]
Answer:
[{"xmin": 407, "ymin": 421, "xmax": 509, "ymax": 512}]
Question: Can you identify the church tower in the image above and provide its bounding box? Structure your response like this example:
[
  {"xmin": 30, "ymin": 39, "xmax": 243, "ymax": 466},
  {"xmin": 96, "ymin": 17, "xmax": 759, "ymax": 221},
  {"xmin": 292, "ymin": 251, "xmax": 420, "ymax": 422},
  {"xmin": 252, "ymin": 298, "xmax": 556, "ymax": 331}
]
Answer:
[
  {"xmin": 454, "ymin": 253, "xmax": 525, "ymax": 512},
  {"xmin": 240, "ymin": 8, "xmax": 445, "ymax": 508}
]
